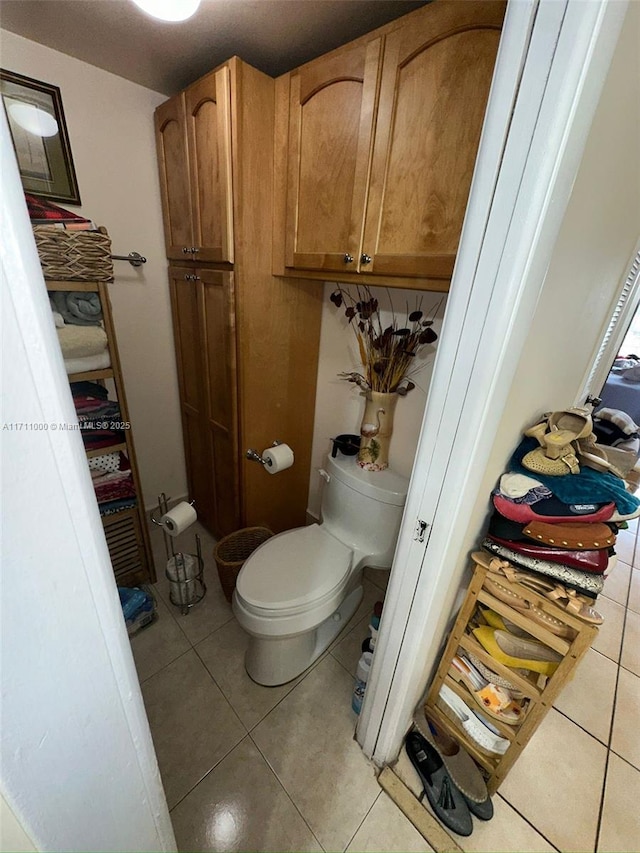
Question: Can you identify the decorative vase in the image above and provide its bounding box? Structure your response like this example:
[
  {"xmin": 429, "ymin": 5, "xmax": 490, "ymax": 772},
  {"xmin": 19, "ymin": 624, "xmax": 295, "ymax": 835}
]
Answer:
[{"xmin": 357, "ymin": 390, "xmax": 398, "ymax": 471}]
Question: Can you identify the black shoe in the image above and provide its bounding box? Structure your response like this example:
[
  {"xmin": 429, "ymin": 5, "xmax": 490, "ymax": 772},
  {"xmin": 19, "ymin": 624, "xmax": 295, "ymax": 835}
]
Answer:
[
  {"xmin": 405, "ymin": 731, "xmax": 473, "ymax": 837},
  {"xmin": 462, "ymin": 792, "xmax": 494, "ymax": 821}
]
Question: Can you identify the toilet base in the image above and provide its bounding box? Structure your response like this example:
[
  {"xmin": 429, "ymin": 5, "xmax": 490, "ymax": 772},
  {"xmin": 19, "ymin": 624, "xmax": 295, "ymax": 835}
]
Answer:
[{"xmin": 244, "ymin": 585, "xmax": 363, "ymax": 686}]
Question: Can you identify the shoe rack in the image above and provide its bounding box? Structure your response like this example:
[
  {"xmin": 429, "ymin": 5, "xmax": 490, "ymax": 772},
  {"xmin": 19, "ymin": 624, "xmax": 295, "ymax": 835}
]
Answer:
[{"xmin": 422, "ymin": 554, "xmax": 598, "ymax": 794}]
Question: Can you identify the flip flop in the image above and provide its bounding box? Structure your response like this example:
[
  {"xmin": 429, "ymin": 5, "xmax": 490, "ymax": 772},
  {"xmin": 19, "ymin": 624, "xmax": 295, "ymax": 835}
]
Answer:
[
  {"xmin": 405, "ymin": 731, "xmax": 473, "ymax": 837},
  {"xmin": 483, "ymin": 575, "xmax": 577, "ymax": 639}
]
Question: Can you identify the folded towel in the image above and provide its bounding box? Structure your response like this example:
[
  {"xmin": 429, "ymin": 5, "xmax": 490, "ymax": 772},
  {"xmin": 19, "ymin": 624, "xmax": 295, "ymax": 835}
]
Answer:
[
  {"xmin": 51, "ymin": 291, "xmax": 103, "ymax": 326},
  {"xmin": 64, "ymin": 350, "xmax": 111, "ymax": 375},
  {"xmin": 57, "ymin": 324, "xmax": 108, "ymax": 360}
]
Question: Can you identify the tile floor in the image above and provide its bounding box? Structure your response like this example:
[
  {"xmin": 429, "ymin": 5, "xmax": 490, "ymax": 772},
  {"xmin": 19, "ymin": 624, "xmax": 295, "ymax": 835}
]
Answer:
[{"xmin": 132, "ymin": 520, "xmax": 639, "ymax": 852}]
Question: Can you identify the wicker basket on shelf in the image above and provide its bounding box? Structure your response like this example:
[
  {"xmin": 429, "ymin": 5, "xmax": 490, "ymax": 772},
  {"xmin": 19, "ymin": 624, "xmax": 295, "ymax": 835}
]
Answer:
[
  {"xmin": 33, "ymin": 225, "xmax": 114, "ymax": 281},
  {"xmin": 214, "ymin": 526, "xmax": 273, "ymax": 602}
]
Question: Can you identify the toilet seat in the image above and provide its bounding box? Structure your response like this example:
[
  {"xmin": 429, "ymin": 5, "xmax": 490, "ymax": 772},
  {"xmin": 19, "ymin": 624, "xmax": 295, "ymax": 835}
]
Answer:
[{"xmin": 235, "ymin": 525, "xmax": 353, "ymax": 616}]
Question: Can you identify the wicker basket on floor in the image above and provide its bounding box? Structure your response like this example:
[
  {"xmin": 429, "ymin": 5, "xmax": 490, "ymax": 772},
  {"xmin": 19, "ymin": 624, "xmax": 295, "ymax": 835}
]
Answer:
[{"xmin": 214, "ymin": 526, "xmax": 273, "ymax": 602}]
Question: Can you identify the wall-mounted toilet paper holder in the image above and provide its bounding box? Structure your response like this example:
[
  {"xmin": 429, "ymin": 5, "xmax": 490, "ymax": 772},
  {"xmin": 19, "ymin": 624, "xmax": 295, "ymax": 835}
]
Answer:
[{"xmin": 246, "ymin": 440, "xmax": 282, "ymax": 466}]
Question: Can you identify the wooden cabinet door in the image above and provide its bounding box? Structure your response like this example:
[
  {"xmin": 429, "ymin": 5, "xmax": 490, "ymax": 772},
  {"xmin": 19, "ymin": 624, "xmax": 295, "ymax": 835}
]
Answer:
[
  {"xmin": 168, "ymin": 266, "xmax": 215, "ymax": 531},
  {"xmin": 185, "ymin": 67, "xmax": 235, "ymax": 264},
  {"xmin": 155, "ymin": 95, "xmax": 194, "ymax": 261},
  {"xmin": 361, "ymin": 1, "xmax": 505, "ymax": 279},
  {"xmin": 284, "ymin": 38, "xmax": 381, "ymax": 273},
  {"xmin": 200, "ymin": 269, "xmax": 240, "ymax": 536}
]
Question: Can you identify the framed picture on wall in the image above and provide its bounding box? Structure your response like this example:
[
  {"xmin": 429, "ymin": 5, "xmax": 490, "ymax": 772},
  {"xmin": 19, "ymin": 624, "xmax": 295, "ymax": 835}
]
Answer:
[{"xmin": 1, "ymin": 69, "xmax": 81, "ymax": 205}]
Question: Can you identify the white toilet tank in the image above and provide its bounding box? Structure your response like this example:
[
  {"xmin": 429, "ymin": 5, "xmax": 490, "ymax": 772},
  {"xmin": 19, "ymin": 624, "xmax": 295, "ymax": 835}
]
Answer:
[{"xmin": 320, "ymin": 454, "xmax": 409, "ymax": 568}]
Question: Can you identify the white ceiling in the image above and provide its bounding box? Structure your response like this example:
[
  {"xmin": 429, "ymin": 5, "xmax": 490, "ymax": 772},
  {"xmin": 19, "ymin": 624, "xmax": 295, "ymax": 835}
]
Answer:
[{"xmin": 0, "ymin": 0, "xmax": 428, "ymax": 95}]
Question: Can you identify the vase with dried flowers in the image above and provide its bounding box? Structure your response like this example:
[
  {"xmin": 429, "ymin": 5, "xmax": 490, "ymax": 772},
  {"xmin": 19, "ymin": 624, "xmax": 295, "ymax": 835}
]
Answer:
[{"xmin": 330, "ymin": 285, "xmax": 442, "ymax": 471}]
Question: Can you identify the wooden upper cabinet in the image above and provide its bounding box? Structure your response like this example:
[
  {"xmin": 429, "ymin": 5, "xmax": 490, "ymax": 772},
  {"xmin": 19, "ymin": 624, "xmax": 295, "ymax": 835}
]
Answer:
[
  {"xmin": 280, "ymin": 0, "xmax": 505, "ymax": 283},
  {"xmin": 284, "ymin": 38, "xmax": 381, "ymax": 274},
  {"xmin": 155, "ymin": 94, "xmax": 193, "ymax": 260},
  {"xmin": 155, "ymin": 66, "xmax": 234, "ymax": 263},
  {"xmin": 361, "ymin": 1, "xmax": 505, "ymax": 279}
]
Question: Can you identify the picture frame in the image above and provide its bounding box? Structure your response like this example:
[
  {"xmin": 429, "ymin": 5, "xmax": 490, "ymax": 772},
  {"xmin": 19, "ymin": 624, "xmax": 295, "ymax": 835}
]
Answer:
[{"xmin": 1, "ymin": 69, "xmax": 81, "ymax": 205}]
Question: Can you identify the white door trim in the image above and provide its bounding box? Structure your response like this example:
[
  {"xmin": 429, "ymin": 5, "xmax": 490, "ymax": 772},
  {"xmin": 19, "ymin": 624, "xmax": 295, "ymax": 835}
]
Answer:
[{"xmin": 358, "ymin": 0, "xmax": 628, "ymax": 764}]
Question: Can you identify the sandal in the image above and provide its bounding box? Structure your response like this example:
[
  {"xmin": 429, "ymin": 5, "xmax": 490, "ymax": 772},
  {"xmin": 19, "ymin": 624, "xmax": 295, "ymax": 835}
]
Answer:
[
  {"xmin": 467, "ymin": 652, "xmax": 526, "ymax": 695},
  {"xmin": 543, "ymin": 409, "xmax": 593, "ymax": 458},
  {"xmin": 522, "ymin": 446, "xmax": 580, "ymax": 476},
  {"xmin": 473, "ymin": 552, "xmax": 604, "ymax": 625},
  {"xmin": 449, "ymin": 654, "xmax": 524, "ymax": 725},
  {"xmin": 483, "ymin": 576, "xmax": 577, "ymax": 638},
  {"xmin": 575, "ymin": 434, "xmax": 627, "ymax": 479}
]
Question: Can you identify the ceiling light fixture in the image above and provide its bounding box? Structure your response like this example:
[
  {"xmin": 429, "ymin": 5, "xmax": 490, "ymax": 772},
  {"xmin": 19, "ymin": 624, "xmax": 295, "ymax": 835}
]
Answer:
[
  {"xmin": 131, "ymin": 0, "xmax": 201, "ymax": 22},
  {"xmin": 8, "ymin": 103, "xmax": 59, "ymax": 137}
]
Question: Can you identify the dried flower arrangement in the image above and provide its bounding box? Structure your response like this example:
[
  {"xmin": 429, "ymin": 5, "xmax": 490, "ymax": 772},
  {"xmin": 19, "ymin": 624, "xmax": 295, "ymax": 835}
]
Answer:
[{"xmin": 330, "ymin": 285, "xmax": 442, "ymax": 395}]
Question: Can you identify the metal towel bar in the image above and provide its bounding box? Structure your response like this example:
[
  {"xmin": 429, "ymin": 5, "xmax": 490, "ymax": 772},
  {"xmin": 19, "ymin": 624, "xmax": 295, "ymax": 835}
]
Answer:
[{"xmin": 110, "ymin": 251, "xmax": 147, "ymax": 267}]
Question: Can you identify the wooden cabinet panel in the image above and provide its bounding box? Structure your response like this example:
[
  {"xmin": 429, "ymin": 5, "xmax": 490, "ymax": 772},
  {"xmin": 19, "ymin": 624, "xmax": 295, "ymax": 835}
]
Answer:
[
  {"xmin": 201, "ymin": 270, "xmax": 240, "ymax": 535},
  {"xmin": 156, "ymin": 68, "xmax": 234, "ymax": 263},
  {"xmin": 362, "ymin": 1, "xmax": 504, "ymax": 279},
  {"xmin": 284, "ymin": 38, "xmax": 381, "ymax": 273},
  {"xmin": 155, "ymin": 94, "xmax": 193, "ymax": 260},
  {"xmin": 168, "ymin": 266, "xmax": 215, "ymax": 530},
  {"xmin": 185, "ymin": 68, "xmax": 234, "ymax": 263}
]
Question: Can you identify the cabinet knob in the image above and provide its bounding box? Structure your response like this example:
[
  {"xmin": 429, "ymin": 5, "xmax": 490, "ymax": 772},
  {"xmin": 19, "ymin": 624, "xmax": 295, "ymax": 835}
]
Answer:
[
  {"xmin": 182, "ymin": 247, "xmax": 190, "ymax": 254},
  {"xmin": 191, "ymin": 247, "xmax": 200, "ymax": 254},
  {"xmin": 360, "ymin": 253, "xmax": 372, "ymax": 265},
  {"xmin": 343, "ymin": 253, "xmax": 354, "ymax": 264},
  {"xmin": 183, "ymin": 274, "xmax": 200, "ymax": 282}
]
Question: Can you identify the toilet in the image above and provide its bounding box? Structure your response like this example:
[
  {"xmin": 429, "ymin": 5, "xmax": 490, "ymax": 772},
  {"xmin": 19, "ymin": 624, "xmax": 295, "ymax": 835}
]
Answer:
[{"xmin": 232, "ymin": 453, "xmax": 408, "ymax": 686}]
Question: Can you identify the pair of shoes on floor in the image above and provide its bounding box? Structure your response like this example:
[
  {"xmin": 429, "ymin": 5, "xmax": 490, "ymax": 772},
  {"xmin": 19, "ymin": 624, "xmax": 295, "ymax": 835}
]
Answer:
[{"xmin": 405, "ymin": 725, "xmax": 493, "ymax": 837}]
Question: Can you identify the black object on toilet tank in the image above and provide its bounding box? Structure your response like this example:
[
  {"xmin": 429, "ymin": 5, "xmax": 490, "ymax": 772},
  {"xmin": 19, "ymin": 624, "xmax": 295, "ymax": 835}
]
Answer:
[{"xmin": 330, "ymin": 434, "xmax": 361, "ymax": 458}]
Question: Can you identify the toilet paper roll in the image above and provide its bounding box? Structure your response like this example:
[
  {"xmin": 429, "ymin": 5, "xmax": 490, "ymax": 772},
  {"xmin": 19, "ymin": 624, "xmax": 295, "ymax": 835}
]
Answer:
[
  {"xmin": 160, "ymin": 501, "xmax": 197, "ymax": 536},
  {"xmin": 263, "ymin": 443, "xmax": 294, "ymax": 474}
]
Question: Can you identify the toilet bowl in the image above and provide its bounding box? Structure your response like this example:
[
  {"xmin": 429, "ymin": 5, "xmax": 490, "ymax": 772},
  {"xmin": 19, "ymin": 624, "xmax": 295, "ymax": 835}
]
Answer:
[{"xmin": 232, "ymin": 454, "xmax": 408, "ymax": 686}]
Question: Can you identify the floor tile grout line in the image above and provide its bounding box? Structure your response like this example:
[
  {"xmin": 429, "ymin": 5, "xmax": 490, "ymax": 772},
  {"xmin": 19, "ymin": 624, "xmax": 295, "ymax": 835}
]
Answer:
[
  {"xmin": 607, "ymin": 747, "xmax": 640, "ymax": 774},
  {"xmin": 593, "ymin": 578, "xmax": 634, "ymax": 852},
  {"xmin": 190, "ymin": 638, "xmax": 250, "ymax": 734},
  {"xmin": 137, "ymin": 644, "xmax": 193, "ymax": 687},
  {"xmin": 552, "ymin": 706, "xmax": 613, "ymax": 749},
  {"xmin": 493, "ymin": 793, "xmax": 560, "ymax": 852},
  {"xmin": 341, "ymin": 790, "xmax": 382, "ymax": 853},
  {"xmin": 247, "ymin": 731, "xmax": 326, "ymax": 852},
  {"xmin": 167, "ymin": 731, "xmax": 250, "ymax": 815}
]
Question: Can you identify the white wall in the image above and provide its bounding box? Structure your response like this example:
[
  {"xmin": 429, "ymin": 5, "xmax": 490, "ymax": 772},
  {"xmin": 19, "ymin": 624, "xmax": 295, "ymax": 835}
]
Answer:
[
  {"xmin": 0, "ymin": 30, "xmax": 187, "ymax": 508},
  {"xmin": 440, "ymin": 0, "xmax": 640, "ymax": 611},
  {"xmin": 1, "ymin": 112, "xmax": 175, "ymax": 851},
  {"xmin": 308, "ymin": 282, "xmax": 447, "ymax": 517}
]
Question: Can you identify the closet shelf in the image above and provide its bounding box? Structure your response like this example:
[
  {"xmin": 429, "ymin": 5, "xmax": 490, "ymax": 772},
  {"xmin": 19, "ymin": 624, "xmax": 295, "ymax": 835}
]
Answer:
[
  {"xmin": 85, "ymin": 442, "xmax": 127, "ymax": 459},
  {"xmin": 68, "ymin": 367, "xmax": 115, "ymax": 383}
]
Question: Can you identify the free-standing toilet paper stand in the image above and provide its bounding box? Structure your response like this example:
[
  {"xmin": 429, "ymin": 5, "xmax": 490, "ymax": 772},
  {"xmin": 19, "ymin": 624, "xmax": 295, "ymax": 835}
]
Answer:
[{"xmin": 151, "ymin": 493, "xmax": 206, "ymax": 615}]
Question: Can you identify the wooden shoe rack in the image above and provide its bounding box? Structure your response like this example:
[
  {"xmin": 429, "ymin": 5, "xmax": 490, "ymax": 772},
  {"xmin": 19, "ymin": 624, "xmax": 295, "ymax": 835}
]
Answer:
[{"xmin": 422, "ymin": 554, "xmax": 598, "ymax": 794}]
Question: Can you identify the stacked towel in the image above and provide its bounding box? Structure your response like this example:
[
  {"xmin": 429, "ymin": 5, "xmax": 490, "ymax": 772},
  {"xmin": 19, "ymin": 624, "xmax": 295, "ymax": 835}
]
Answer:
[{"xmin": 50, "ymin": 291, "xmax": 103, "ymax": 326}]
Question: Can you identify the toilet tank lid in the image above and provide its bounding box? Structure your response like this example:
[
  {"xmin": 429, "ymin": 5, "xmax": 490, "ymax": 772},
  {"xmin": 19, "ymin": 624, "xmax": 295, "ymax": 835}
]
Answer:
[{"xmin": 326, "ymin": 454, "xmax": 409, "ymax": 506}]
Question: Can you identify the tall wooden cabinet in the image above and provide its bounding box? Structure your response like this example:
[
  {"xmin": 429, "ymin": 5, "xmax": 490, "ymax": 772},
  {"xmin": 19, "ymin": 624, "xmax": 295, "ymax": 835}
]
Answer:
[
  {"xmin": 156, "ymin": 58, "xmax": 323, "ymax": 539},
  {"xmin": 275, "ymin": 0, "xmax": 506, "ymax": 287}
]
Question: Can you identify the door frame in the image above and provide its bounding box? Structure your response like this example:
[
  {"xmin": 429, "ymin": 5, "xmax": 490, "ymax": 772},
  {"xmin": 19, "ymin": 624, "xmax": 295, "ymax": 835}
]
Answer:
[{"xmin": 357, "ymin": 0, "xmax": 629, "ymax": 763}]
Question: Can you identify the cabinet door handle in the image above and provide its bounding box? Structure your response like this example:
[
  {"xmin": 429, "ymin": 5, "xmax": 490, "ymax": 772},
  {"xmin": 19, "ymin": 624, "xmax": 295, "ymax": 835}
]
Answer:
[
  {"xmin": 183, "ymin": 274, "xmax": 201, "ymax": 282},
  {"xmin": 182, "ymin": 247, "xmax": 190, "ymax": 254},
  {"xmin": 191, "ymin": 247, "xmax": 200, "ymax": 254},
  {"xmin": 361, "ymin": 253, "xmax": 372, "ymax": 265},
  {"xmin": 343, "ymin": 253, "xmax": 354, "ymax": 264}
]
